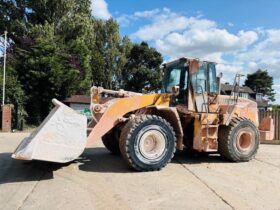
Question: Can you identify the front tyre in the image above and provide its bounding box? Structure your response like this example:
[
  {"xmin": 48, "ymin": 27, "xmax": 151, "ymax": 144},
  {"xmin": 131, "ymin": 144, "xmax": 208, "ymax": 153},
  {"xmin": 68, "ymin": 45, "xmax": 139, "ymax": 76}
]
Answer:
[
  {"xmin": 119, "ymin": 115, "xmax": 176, "ymax": 171},
  {"xmin": 102, "ymin": 127, "xmax": 121, "ymax": 155}
]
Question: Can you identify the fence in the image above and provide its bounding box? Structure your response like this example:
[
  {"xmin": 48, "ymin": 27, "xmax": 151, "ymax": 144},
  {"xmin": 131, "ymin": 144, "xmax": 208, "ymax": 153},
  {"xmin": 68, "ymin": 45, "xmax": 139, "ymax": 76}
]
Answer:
[{"xmin": 259, "ymin": 111, "xmax": 280, "ymax": 140}]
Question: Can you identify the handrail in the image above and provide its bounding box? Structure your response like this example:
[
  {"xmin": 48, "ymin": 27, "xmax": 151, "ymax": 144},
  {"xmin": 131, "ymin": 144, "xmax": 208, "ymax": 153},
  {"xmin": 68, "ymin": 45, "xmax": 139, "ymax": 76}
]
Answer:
[
  {"xmin": 224, "ymin": 73, "xmax": 244, "ymax": 125},
  {"xmin": 197, "ymin": 85, "xmax": 209, "ymax": 142}
]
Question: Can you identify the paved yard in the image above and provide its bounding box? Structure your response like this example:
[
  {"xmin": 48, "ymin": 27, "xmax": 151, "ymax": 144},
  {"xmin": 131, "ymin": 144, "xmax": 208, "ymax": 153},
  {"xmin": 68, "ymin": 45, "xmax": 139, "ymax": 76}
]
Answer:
[{"xmin": 0, "ymin": 133, "xmax": 280, "ymax": 210}]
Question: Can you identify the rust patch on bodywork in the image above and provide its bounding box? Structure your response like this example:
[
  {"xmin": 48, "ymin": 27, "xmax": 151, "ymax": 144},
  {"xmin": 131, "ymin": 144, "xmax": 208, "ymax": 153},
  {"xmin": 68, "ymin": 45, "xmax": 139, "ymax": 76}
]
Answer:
[{"xmin": 189, "ymin": 59, "xmax": 200, "ymax": 75}]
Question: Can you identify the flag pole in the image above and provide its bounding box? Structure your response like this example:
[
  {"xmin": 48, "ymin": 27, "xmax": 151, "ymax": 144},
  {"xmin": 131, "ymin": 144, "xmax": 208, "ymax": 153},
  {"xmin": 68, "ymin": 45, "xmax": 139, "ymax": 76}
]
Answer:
[{"xmin": 2, "ymin": 31, "xmax": 7, "ymax": 106}]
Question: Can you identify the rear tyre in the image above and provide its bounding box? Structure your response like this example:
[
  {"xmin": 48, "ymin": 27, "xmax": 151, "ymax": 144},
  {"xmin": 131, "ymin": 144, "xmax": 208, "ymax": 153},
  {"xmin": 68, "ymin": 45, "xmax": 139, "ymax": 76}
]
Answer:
[
  {"xmin": 102, "ymin": 127, "xmax": 120, "ymax": 155},
  {"xmin": 218, "ymin": 118, "xmax": 260, "ymax": 162},
  {"xmin": 119, "ymin": 115, "xmax": 176, "ymax": 171}
]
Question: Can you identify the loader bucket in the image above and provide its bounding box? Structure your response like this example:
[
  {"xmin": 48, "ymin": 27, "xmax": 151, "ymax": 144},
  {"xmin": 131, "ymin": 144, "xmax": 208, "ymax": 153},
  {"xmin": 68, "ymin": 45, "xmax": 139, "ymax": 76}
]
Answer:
[{"xmin": 12, "ymin": 99, "xmax": 87, "ymax": 163}]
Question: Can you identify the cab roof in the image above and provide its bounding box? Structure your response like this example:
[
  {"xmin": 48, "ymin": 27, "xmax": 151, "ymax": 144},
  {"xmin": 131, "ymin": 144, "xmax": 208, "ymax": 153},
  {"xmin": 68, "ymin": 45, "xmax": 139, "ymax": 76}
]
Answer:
[{"xmin": 163, "ymin": 57, "xmax": 216, "ymax": 68}]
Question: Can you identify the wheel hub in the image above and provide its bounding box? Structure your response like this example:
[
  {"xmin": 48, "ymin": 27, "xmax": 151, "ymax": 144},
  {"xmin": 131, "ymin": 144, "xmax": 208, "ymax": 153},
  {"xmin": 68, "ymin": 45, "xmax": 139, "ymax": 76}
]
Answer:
[
  {"xmin": 236, "ymin": 128, "xmax": 255, "ymax": 153},
  {"xmin": 139, "ymin": 129, "xmax": 166, "ymax": 160}
]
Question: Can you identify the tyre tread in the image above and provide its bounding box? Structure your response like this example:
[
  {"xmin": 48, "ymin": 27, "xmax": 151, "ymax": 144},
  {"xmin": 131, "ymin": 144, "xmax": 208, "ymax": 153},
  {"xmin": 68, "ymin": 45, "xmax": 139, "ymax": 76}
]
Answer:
[
  {"xmin": 218, "ymin": 117, "xmax": 260, "ymax": 162},
  {"xmin": 119, "ymin": 115, "xmax": 176, "ymax": 171}
]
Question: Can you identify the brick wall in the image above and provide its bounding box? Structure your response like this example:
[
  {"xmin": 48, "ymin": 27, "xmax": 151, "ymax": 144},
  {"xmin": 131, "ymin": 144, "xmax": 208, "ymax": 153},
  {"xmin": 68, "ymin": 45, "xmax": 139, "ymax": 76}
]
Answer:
[{"xmin": 1, "ymin": 105, "xmax": 12, "ymax": 132}]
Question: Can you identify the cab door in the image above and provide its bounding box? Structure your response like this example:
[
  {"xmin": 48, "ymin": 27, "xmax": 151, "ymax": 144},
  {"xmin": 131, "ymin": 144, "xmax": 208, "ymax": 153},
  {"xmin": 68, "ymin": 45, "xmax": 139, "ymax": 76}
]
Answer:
[{"xmin": 191, "ymin": 63, "xmax": 208, "ymax": 112}]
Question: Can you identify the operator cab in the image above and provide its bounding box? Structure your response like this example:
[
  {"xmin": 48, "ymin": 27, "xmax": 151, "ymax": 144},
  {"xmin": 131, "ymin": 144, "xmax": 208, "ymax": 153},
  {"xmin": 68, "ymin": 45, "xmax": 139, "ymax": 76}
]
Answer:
[
  {"xmin": 162, "ymin": 59, "xmax": 189, "ymax": 104},
  {"xmin": 162, "ymin": 57, "xmax": 220, "ymax": 112}
]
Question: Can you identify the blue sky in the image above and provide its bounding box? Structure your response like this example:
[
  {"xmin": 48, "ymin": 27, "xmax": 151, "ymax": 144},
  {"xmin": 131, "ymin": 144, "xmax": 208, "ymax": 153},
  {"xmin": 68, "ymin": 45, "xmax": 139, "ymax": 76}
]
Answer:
[{"xmin": 91, "ymin": 0, "xmax": 280, "ymax": 103}]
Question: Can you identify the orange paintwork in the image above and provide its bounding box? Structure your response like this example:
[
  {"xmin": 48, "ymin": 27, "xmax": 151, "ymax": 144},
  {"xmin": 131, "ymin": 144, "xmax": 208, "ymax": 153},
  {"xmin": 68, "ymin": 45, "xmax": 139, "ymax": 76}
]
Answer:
[
  {"xmin": 218, "ymin": 95, "xmax": 259, "ymax": 126},
  {"xmin": 87, "ymin": 60, "xmax": 263, "ymax": 152},
  {"xmin": 86, "ymin": 94, "xmax": 171, "ymax": 146},
  {"xmin": 259, "ymin": 117, "xmax": 274, "ymax": 140}
]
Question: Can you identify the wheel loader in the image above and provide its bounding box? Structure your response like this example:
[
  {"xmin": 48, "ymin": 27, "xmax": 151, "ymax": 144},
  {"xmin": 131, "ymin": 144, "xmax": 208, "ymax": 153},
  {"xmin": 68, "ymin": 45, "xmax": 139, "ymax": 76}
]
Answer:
[{"xmin": 12, "ymin": 57, "xmax": 274, "ymax": 171}]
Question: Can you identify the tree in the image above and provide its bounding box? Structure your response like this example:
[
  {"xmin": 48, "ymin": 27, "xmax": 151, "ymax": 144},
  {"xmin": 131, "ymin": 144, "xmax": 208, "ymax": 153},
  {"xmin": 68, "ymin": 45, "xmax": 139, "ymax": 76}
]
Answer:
[
  {"xmin": 92, "ymin": 18, "xmax": 121, "ymax": 89},
  {"xmin": 122, "ymin": 42, "xmax": 163, "ymax": 92},
  {"xmin": 272, "ymin": 105, "xmax": 280, "ymax": 111},
  {"xmin": 12, "ymin": 23, "xmax": 83, "ymax": 123},
  {"xmin": 116, "ymin": 36, "xmax": 133, "ymax": 88},
  {"xmin": 245, "ymin": 69, "xmax": 275, "ymax": 102},
  {"xmin": 1, "ymin": 0, "xmax": 96, "ymax": 124},
  {"xmin": 0, "ymin": 0, "xmax": 164, "ymax": 126},
  {"xmin": 0, "ymin": 0, "xmax": 29, "ymax": 44},
  {"xmin": 0, "ymin": 70, "xmax": 26, "ymax": 128}
]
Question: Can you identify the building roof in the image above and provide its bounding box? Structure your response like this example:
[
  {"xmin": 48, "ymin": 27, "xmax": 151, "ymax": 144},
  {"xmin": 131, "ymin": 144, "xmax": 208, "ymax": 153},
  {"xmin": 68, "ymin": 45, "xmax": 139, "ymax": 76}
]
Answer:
[
  {"xmin": 221, "ymin": 83, "xmax": 254, "ymax": 94},
  {"xmin": 64, "ymin": 95, "xmax": 91, "ymax": 104}
]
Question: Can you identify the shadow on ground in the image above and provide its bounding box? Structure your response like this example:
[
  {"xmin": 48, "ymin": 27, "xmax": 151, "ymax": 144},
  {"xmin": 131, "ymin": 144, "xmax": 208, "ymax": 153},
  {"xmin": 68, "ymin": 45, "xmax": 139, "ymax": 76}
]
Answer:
[
  {"xmin": 0, "ymin": 147, "xmax": 131, "ymax": 185},
  {"xmin": 0, "ymin": 153, "xmax": 71, "ymax": 184},
  {"xmin": 78, "ymin": 148, "xmax": 232, "ymax": 174},
  {"xmin": 173, "ymin": 149, "xmax": 232, "ymax": 165},
  {"xmin": 77, "ymin": 147, "xmax": 132, "ymax": 173},
  {"xmin": 0, "ymin": 147, "xmax": 231, "ymax": 184}
]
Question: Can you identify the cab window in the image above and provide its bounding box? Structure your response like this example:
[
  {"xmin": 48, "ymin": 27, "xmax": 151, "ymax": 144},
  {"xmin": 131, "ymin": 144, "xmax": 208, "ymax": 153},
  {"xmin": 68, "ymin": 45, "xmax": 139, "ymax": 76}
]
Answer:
[
  {"xmin": 191, "ymin": 63, "xmax": 207, "ymax": 93},
  {"xmin": 208, "ymin": 63, "xmax": 218, "ymax": 94},
  {"xmin": 164, "ymin": 68, "xmax": 181, "ymax": 92}
]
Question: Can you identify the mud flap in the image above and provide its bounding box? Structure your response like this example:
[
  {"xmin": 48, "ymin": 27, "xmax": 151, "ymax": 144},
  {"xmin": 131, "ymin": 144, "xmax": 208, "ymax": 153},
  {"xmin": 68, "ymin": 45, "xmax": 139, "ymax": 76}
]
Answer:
[{"xmin": 12, "ymin": 99, "xmax": 87, "ymax": 163}]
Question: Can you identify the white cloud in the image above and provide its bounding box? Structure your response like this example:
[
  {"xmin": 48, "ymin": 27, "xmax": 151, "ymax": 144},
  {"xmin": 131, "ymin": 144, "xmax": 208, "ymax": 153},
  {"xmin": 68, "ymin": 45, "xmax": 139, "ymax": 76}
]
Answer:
[
  {"xmin": 248, "ymin": 61, "xmax": 258, "ymax": 69},
  {"xmin": 116, "ymin": 15, "xmax": 131, "ymax": 27},
  {"xmin": 128, "ymin": 8, "xmax": 258, "ymax": 62},
  {"xmin": 272, "ymin": 84, "xmax": 280, "ymax": 104},
  {"xmin": 155, "ymin": 29, "xmax": 257, "ymax": 60},
  {"xmin": 237, "ymin": 29, "xmax": 280, "ymax": 77},
  {"xmin": 273, "ymin": 84, "xmax": 280, "ymax": 93},
  {"xmin": 273, "ymin": 84, "xmax": 280, "ymax": 94},
  {"xmin": 131, "ymin": 8, "xmax": 190, "ymax": 40},
  {"xmin": 91, "ymin": 0, "xmax": 111, "ymax": 20},
  {"xmin": 116, "ymin": 9, "xmax": 161, "ymax": 28},
  {"xmin": 134, "ymin": 8, "xmax": 160, "ymax": 18},
  {"xmin": 216, "ymin": 63, "xmax": 244, "ymax": 84},
  {"xmin": 119, "ymin": 8, "xmax": 280, "ymax": 102}
]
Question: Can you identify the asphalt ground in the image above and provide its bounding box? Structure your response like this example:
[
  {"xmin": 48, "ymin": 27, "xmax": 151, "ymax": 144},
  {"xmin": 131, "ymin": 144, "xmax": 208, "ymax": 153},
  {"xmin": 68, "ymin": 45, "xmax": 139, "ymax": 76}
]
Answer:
[{"xmin": 1, "ymin": 133, "xmax": 280, "ymax": 210}]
